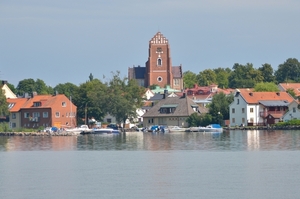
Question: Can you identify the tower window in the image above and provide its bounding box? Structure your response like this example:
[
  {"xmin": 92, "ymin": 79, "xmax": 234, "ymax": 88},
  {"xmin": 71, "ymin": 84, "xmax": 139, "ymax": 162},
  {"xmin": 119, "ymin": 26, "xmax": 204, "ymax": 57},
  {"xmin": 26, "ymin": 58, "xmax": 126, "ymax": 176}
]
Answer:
[
  {"xmin": 157, "ymin": 58, "xmax": 162, "ymax": 66},
  {"xmin": 157, "ymin": 76, "xmax": 163, "ymax": 82}
]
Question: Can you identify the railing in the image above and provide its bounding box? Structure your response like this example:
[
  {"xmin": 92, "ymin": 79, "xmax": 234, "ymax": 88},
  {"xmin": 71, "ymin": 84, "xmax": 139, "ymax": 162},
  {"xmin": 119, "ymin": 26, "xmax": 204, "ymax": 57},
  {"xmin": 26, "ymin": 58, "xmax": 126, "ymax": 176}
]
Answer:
[
  {"xmin": 259, "ymin": 111, "xmax": 286, "ymax": 118},
  {"xmin": 29, "ymin": 117, "xmax": 39, "ymax": 122}
]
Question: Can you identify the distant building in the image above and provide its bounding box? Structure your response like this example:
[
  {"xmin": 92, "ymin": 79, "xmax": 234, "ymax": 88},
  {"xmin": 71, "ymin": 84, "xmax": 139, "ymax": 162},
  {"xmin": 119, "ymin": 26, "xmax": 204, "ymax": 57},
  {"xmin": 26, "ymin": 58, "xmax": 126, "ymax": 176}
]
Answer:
[{"xmin": 128, "ymin": 32, "xmax": 183, "ymax": 91}]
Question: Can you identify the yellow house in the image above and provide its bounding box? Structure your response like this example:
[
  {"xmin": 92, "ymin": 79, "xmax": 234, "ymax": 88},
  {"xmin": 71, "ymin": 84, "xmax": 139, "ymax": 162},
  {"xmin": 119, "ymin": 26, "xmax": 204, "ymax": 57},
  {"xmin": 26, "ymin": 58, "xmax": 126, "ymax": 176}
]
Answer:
[{"xmin": 1, "ymin": 81, "xmax": 17, "ymax": 99}]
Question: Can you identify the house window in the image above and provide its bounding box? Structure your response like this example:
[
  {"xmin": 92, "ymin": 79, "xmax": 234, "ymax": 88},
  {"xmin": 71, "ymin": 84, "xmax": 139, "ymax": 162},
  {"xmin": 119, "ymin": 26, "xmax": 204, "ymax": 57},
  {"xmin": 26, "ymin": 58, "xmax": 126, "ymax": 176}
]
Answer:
[
  {"xmin": 55, "ymin": 112, "xmax": 60, "ymax": 118},
  {"xmin": 157, "ymin": 76, "xmax": 163, "ymax": 82},
  {"xmin": 157, "ymin": 58, "xmax": 162, "ymax": 66},
  {"xmin": 33, "ymin": 112, "xmax": 40, "ymax": 118},
  {"xmin": 232, "ymin": 108, "xmax": 235, "ymax": 113},
  {"xmin": 250, "ymin": 118, "xmax": 254, "ymax": 122},
  {"xmin": 232, "ymin": 118, "xmax": 235, "ymax": 123},
  {"xmin": 43, "ymin": 112, "xmax": 48, "ymax": 118},
  {"xmin": 293, "ymin": 107, "xmax": 296, "ymax": 113},
  {"xmin": 62, "ymin": 102, "xmax": 66, "ymax": 107},
  {"xmin": 107, "ymin": 118, "xmax": 112, "ymax": 123},
  {"xmin": 12, "ymin": 123, "xmax": 16, "ymax": 128},
  {"xmin": 174, "ymin": 79, "xmax": 179, "ymax": 86},
  {"xmin": 242, "ymin": 108, "xmax": 245, "ymax": 113},
  {"xmin": 12, "ymin": 113, "xmax": 16, "ymax": 119},
  {"xmin": 237, "ymin": 99, "xmax": 239, "ymax": 104},
  {"xmin": 242, "ymin": 118, "xmax": 245, "ymax": 123},
  {"xmin": 24, "ymin": 112, "xmax": 30, "ymax": 118},
  {"xmin": 250, "ymin": 108, "xmax": 254, "ymax": 113}
]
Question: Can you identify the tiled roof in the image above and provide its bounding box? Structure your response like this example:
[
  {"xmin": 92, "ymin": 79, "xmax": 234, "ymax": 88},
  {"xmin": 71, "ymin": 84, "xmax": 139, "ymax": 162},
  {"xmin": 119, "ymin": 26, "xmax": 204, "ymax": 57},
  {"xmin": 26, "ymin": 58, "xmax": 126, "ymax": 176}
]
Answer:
[
  {"xmin": 7, "ymin": 98, "xmax": 28, "ymax": 112},
  {"xmin": 278, "ymin": 83, "xmax": 300, "ymax": 96},
  {"xmin": 238, "ymin": 89, "xmax": 294, "ymax": 104},
  {"xmin": 143, "ymin": 96, "xmax": 199, "ymax": 117}
]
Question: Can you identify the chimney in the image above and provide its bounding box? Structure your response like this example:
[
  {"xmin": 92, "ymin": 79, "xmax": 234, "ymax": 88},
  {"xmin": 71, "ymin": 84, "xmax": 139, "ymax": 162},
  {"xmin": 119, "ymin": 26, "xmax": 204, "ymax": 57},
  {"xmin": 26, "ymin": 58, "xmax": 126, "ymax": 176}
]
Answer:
[
  {"xmin": 32, "ymin": 92, "xmax": 37, "ymax": 97},
  {"xmin": 1, "ymin": 80, "xmax": 7, "ymax": 85}
]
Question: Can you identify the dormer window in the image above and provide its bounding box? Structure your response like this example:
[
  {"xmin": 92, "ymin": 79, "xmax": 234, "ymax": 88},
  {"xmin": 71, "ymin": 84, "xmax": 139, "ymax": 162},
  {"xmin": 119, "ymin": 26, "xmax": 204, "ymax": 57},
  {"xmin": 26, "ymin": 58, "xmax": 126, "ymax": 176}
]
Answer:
[
  {"xmin": 159, "ymin": 104, "xmax": 178, "ymax": 114},
  {"xmin": 191, "ymin": 105, "xmax": 198, "ymax": 112},
  {"xmin": 33, "ymin": 102, "xmax": 41, "ymax": 107}
]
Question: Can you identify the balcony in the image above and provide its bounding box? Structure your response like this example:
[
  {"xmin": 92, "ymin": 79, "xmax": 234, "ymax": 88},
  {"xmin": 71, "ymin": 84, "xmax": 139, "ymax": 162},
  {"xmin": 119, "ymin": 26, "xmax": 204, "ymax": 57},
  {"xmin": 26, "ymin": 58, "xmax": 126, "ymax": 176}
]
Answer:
[
  {"xmin": 29, "ymin": 117, "xmax": 39, "ymax": 122},
  {"xmin": 259, "ymin": 111, "xmax": 286, "ymax": 118}
]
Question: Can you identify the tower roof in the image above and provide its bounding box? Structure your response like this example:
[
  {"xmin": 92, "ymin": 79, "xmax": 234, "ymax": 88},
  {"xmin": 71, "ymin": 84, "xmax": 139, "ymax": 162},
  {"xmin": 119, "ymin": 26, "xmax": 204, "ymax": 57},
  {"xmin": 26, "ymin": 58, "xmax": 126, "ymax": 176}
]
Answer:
[{"xmin": 150, "ymin": 32, "xmax": 168, "ymax": 44}]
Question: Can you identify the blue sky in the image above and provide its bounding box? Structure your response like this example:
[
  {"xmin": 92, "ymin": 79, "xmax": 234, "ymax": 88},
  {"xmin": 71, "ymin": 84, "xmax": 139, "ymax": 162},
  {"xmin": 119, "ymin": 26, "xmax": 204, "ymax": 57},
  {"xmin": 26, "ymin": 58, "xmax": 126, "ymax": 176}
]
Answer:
[{"xmin": 1, "ymin": 0, "xmax": 299, "ymax": 87}]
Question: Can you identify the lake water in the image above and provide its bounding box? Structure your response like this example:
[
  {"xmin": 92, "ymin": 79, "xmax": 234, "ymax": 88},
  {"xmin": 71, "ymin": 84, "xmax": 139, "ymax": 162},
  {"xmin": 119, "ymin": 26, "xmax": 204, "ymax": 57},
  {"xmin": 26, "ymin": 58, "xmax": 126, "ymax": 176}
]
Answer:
[{"xmin": 1, "ymin": 130, "xmax": 300, "ymax": 199}]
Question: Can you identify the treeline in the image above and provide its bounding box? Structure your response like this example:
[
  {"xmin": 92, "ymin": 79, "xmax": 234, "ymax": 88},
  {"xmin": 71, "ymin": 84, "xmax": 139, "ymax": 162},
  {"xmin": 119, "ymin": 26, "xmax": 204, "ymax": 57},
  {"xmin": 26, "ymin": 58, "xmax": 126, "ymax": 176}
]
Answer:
[
  {"xmin": 1, "ymin": 72, "xmax": 145, "ymax": 126},
  {"xmin": 183, "ymin": 58, "xmax": 300, "ymax": 89}
]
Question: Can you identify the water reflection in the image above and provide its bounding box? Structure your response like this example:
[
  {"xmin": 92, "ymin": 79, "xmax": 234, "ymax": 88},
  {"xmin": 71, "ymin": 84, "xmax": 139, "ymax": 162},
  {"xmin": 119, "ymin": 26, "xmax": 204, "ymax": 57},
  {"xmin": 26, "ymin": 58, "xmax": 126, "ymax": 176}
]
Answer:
[{"xmin": 1, "ymin": 130, "xmax": 300, "ymax": 151}]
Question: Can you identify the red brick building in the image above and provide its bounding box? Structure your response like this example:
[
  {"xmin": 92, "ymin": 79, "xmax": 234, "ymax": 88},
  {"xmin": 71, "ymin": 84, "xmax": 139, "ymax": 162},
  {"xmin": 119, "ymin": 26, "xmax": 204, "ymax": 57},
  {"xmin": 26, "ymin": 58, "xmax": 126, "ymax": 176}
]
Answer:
[{"xmin": 128, "ymin": 32, "xmax": 183, "ymax": 90}]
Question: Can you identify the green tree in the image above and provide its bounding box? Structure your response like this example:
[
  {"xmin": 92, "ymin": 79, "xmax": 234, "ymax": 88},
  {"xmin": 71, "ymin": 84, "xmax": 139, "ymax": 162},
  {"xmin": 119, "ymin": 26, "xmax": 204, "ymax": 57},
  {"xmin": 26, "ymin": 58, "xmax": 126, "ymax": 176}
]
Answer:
[
  {"xmin": 254, "ymin": 82, "xmax": 279, "ymax": 92},
  {"xmin": 35, "ymin": 79, "xmax": 49, "ymax": 94},
  {"xmin": 53, "ymin": 83, "xmax": 79, "ymax": 99},
  {"xmin": 149, "ymin": 84, "xmax": 159, "ymax": 90},
  {"xmin": 0, "ymin": 89, "xmax": 8, "ymax": 117},
  {"xmin": 186, "ymin": 112, "xmax": 201, "ymax": 127},
  {"xmin": 106, "ymin": 71, "xmax": 145, "ymax": 127},
  {"xmin": 16, "ymin": 78, "xmax": 35, "ymax": 96},
  {"xmin": 208, "ymin": 92, "xmax": 234, "ymax": 123},
  {"xmin": 275, "ymin": 58, "xmax": 300, "ymax": 83},
  {"xmin": 197, "ymin": 69, "xmax": 217, "ymax": 86},
  {"xmin": 73, "ymin": 79, "xmax": 107, "ymax": 124},
  {"xmin": 183, "ymin": 71, "xmax": 197, "ymax": 88},
  {"xmin": 258, "ymin": 63, "xmax": 275, "ymax": 83},
  {"xmin": 286, "ymin": 88, "xmax": 296, "ymax": 99},
  {"xmin": 228, "ymin": 63, "xmax": 263, "ymax": 88},
  {"xmin": 214, "ymin": 67, "xmax": 231, "ymax": 88}
]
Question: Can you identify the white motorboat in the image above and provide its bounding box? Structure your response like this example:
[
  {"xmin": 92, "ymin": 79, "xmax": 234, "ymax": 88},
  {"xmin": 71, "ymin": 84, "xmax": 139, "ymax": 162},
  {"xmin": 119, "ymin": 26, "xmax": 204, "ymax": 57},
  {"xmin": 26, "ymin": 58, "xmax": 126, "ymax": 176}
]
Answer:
[
  {"xmin": 190, "ymin": 124, "xmax": 223, "ymax": 133},
  {"xmin": 65, "ymin": 125, "xmax": 91, "ymax": 135},
  {"xmin": 169, "ymin": 126, "xmax": 187, "ymax": 132},
  {"xmin": 81, "ymin": 128, "xmax": 120, "ymax": 134}
]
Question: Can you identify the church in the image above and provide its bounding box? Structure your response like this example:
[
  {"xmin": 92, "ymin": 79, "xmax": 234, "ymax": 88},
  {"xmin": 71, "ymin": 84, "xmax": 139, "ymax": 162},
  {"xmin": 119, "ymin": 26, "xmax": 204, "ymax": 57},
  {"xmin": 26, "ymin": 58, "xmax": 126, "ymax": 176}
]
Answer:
[{"xmin": 128, "ymin": 32, "xmax": 183, "ymax": 91}]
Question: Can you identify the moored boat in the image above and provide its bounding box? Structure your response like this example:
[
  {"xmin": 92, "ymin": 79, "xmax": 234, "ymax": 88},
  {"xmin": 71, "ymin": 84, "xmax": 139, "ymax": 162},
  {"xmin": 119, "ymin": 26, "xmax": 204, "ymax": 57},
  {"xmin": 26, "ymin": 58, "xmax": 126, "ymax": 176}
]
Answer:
[
  {"xmin": 65, "ymin": 125, "xmax": 91, "ymax": 135},
  {"xmin": 189, "ymin": 124, "xmax": 223, "ymax": 133},
  {"xmin": 81, "ymin": 128, "xmax": 120, "ymax": 134}
]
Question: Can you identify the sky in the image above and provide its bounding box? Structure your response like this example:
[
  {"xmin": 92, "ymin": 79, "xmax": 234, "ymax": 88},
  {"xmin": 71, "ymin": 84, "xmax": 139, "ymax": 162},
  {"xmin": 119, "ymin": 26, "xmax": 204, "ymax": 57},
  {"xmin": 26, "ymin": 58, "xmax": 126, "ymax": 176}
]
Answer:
[{"xmin": 1, "ymin": 0, "xmax": 300, "ymax": 87}]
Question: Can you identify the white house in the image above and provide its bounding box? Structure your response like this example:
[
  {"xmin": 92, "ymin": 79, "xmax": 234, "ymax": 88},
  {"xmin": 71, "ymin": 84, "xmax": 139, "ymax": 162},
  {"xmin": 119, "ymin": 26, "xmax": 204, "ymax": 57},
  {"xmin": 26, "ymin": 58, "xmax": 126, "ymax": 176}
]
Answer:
[
  {"xmin": 229, "ymin": 89, "xmax": 294, "ymax": 127},
  {"xmin": 282, "ymin": 100, "xmax": 300, "ymax": 121},
  {"xmin": 1, "ymin": 81, "xmax": 17, "ymax": 99}
]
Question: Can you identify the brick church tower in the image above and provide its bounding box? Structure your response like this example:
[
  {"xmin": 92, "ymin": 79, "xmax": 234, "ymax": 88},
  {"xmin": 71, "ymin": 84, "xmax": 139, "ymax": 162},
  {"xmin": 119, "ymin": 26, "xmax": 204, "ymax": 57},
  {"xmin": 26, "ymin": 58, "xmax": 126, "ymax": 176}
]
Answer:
[
  {"xmin": 145, "ymin": 32, "xmax": 173, "ymax": 88},
  {"xmin": 128, "ymin": 32, "xmax": 183, "ymax": 91}
]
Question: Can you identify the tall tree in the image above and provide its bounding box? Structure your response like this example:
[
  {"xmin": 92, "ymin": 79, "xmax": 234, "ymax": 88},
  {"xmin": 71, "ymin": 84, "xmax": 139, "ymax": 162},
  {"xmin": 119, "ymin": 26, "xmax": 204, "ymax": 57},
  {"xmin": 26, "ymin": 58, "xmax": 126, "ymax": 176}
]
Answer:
[
  {"xmin": 73, "ymin": 79, "xmax": 107, "ymax": 124},
  {"xmin": 106, "ymin": 71, "xmax": 145, "ymax": 126},
  {"xmin": 228, "ymin": 63, "xmax": 263, "ymax": 88},
  {"xmin": 35, "ymin": 79, "xmax": 49, "ymax": 94},
  {"xmin": 53, "ymin": 83, "xmax": 79, "ymax": 99},
  {"xmin": 0, "ymin": 89, "xmax": 8, "ymax": 117},
  {"xmin": 275, "ymin": 58, "xmax": 300, "ymax": 83},
  {"xmin": 183, "ymin": 71, "xmax": 197, "ymax": 88},
  {"xmin": 208, "ymin": 92, "xmax": 234, "ymax": 123},
  {"xmin": 214, "ymin": 67, "xmax": 231, "ymax": 88},
  {"xmin": 16, "ymin": 78, "xmax": 35, "ymax": 96},
  {"xmin": 197, "ymin": 69, "xmax": 217, "ymax": 86},
  {"xmin": 258, "ymin": 63, "xmax": 275, "ymax": 83}
]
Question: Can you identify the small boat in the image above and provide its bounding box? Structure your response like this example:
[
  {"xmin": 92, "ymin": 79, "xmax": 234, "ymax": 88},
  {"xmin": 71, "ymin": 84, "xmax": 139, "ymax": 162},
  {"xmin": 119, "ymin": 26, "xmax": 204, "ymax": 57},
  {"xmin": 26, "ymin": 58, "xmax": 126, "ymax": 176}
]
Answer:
[
  {"xmin": 169, "ymin": 126, "xmax": 187, "ymax": 132},
  {"xmin": 81, "ymin": 128, "xmax": 120, "ymax": 134},
  {"xmin": 65, "ymin": 125, "xmax": 91, "ymax": 135},
  {"xmin": 190, "ymin": 124, "xmax": 223, "ymax": 133}
]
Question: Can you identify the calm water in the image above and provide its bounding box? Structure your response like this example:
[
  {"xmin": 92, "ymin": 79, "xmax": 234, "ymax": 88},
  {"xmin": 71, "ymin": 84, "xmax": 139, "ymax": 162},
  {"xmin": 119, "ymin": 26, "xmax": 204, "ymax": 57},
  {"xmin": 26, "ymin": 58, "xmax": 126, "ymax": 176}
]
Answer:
[{"xmin": 1, "ymin": 130, "xmax": 300, "ymax": 199}]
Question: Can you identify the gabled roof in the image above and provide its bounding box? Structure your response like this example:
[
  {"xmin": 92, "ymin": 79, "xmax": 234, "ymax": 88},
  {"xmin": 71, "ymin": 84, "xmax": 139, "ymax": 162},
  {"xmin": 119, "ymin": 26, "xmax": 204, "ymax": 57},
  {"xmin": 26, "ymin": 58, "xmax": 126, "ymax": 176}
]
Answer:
[
  {"xmin": 21, "ymin": 94, "xmax": 75, "ymax": 109},
  {"xmin": 237, "ymin": 89, "xmax": 294, "ymax": 104},
  {"xmin": 143, "ymin": 96, "xmax": 199, "ymax": 117},
  {"xmin": 172, "ymin": 66, "xmax": 182, "ymax": 78},
  {"xmin": 278, "ymin": 83, "xmax": 300, "ymax": 96}
]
